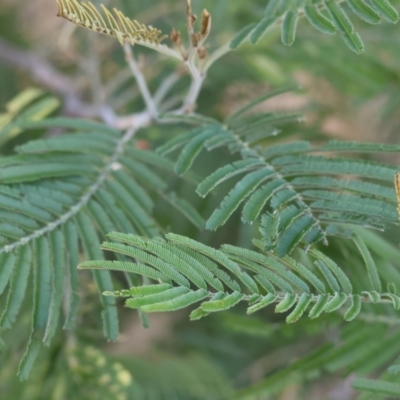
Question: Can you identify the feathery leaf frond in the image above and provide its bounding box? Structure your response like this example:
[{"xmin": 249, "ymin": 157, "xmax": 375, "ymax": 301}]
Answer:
[
  {"xmin": 80, "ymin": 232, "xmax": 400, "ymax": 324},
  {"xmin": 56, "ymin": 0, "xmax": 180, "ymax": 58},
  {"xmin": 0, "ymin": 111, "xmax": 204, "ymax": 378},
  {"xmin": 157, "ymin": 86, "xmax": 400, "ymax": 258},
  {"xmin": 230, "ymin": 0, "xmax": 399, "ymax": 53}
]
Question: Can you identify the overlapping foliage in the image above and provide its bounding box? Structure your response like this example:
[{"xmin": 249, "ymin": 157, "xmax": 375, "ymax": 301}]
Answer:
[
  {"xmin": 1, "ymin": 0, "xmax": 400, "ymax": 398},
  {"xmin": 231, "ymin": 0, "xmax": 399, "ymax": 53}
]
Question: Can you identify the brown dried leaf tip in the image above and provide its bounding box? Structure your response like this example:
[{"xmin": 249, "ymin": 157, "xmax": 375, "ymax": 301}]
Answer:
[
  {"xmin": 170, "ymin": 28, "xmax": 181, "ymax": 44},
  {"xmin": 395, "ymin": 172, "xmax": 400, "ymax": 220},
  {"xmin": 186, "ymin": 0, "xmax": 196, "ymax": 32},
  {"xmin": 201, "ymin": 9, "xmax": 211, "ymax": 37},
  {"xmin": 56, "ymin": 0, "xmax": 168, "ymax": 46}
]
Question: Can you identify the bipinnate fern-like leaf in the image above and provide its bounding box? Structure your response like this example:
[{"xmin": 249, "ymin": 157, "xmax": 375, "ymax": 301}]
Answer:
[
  {"xmin": 234, "ymin": 320, "xmax": 400, "ymax": 399},
  {"xmin": 0, "ymin": 107, "xmax": 204, "ymax": 378},
  {"xmin": 56, "ymin": 0, "xmax": 180, "ymax": 58},
  {"xmin": 79, "ymin": 232, "xmax": 400, "ymax": 324},
  {"xmin": 230, "ymin": 0, "xmax": 399, "ymax": 53},
  {"xmin": 157, "ymin": 86, "xmax": 400, "ymax": 259}
]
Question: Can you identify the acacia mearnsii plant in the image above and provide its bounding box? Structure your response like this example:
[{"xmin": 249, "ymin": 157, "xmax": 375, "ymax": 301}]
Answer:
[{"xmin": 1, "ymin": 0, "xmax": 400, "ymax": 398}]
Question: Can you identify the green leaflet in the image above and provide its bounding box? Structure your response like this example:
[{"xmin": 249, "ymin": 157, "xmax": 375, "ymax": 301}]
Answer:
[
  {"xmin": 201, "ymin": 291, "xmax": 244, "ymax": 312},
  {"xmin": 174, "ymin": 127, "xmax": 218, "ymax": 175},
  {"xmin": 75, "ymin": 213, "xmax": 119, "ymax": 342},
  {"xmin": 383, "ymin": 293, "xmax": 400, "ymax": 310},
  {"xmin": 78, "ymin": 260, "xmax": 171, "ymax": 283},
  {"xmin": 277, "ymin": 156, "xmax": 399, "ymax": 181},
  {"xmin": 227, "ymin": 85, "xmax": 299, "ymax": 121},
  {"xmin": 264, "ymin": 0, "xmax": 281, "ymax": 17},
  {"xmin": 229, "ymin": 112, "xmax": 303, "ymax": 135},
  {"xmin": 242, "ymin": 179, "xmax": 286, "ymax": 223},
  {"xmin": 308, "ymin": 294, "xmax": 329, "ymax": 319},
  {"xmin": 196, "ymin": 159, "xmax": 265, "ymax": 198},
  {"xmin": 304, "ymin": 5, "xmax": 336, "ymax": 34},
  {"xmin": 275, "ymin": 293, "xmax": 297, "ymax": 313},
  {"xmin": 263, "ymin": 141, "xmax": 311, "ymax": 158},
  {"xmin": 286, "ymin": 293, "xmax": 313, "ymax": 323},
  {"xmin": 148, "ymin": 240, "xmax": 225, "ymax": 291},
  {"xmin": 370, "ymin": 0, "xmax": 399, "ymax": 23},
  {"xmin": 31, "ymin": 236, "xmax": 52, "ymax": 333},
  {"xmin": 353, "ymin": 235, "xmax": 382, "ymax": 292},
  {"xmin": 121, "ymin": 157, "xmax": 167, "ymax": 190},
  {"xmin": 87, "ymin": 200, "xmax": 115, "ymax": 235},
  {"xmin": 204, "ymin": 130, "xmax": 235, "ymax": 150},
  {"xmin": 0, "ymin": 163, "xmax": 95, "ymax": 184},
  {"xmin": 291, "ymin": 176, "xmax": 397, "ymax": 203},
  {"xmin": 254, "ymin": 274, "xmax": 276, "ymax": 294},
  {"xmin": 247, "ymin": 293, "xmax": 277, "ymax": 314},
  {"xmin": 96, "ymin": 188, "xmax": 138, "ymax": 235},
  {"xmin": 179, "ymin": 246, "xmax": 241, "ymax": 292},
  {"xmin": 128, "ymin": 239, "xmax": 209, "ymax": 290},
  {"xmin": 0, "ymin": 252, "xmax": 15, "ymax": 295},
  {"xmin": 303, "ymin": 190, "xmax": 397, "ymax": 218},
  {"xmin": 105, "ymin": 180, "xmax": 158, "ymax": 237},
  {"xmin": 283, "ymin": 255, "xmax": 326, "ymax": 293},
  {"xmin": 0, "ymin": 246, "xmax": 31, "ymax": 330},
  {"xmin": 324, "ymin": 0, "xmax": 364, "ymax": 53},
  {"xmin": 125, "ymin": 286, "xmax": 190, "ymax": 308},
  {"xmin": 362, "ymin": 290, "xmax": 380, "ymax": 303},
  {"xmin": 125, "ymin": 283, "xmax": 172, "ymax": 296},
  {"xmin": 113, "ymin": 170, "xmax": 154, "ymax": 213},
  {"xmin": 18, "ymin": 237, "xmax": 52, "ymax": 379},
  {"xmin": 18, "ymin": 337, "xmax": 41, "ymax": 381},
  {"xmin": 318, "ymin": 140, "xmax": 400, "ymax": 153},
  {"xmin": 63, "ymin": 221, "xmax": 80, "ymax": 330},
  {"xmin": 281, "ymin": 10, "xmax": 298, "ymax": 46},
  {"xmin": 347, "ymin": 0, "xmax": 381, "ymax": 24},
  {"xmin": 190, "ymin": 292, "xmax": 225, "ymax": 320},
  {"xmin": 352, "ymin": 378, "xmax": 400, "ymax": 397},
  {"xmin": 249, "ymin": 17, "xmax": 276, "ymax": 44},
  {"xmin": 275, "ymin": 214, "xmax": 315, "ymax": 256},
  {"xmin": 229, "ymin": 255, "xmax": 295, "ymax": 293},
  {"xmin": 259, "ymin": 212, "xmax": 280, "ymax": 245},
  {"xmin": 166, "ymin": 234, "xmax": 259, "ymax": 293},
  {"xmin": 99, "ymin": 242, "xmax": 190, "ymax": 287},
  {"xmin": 206, "ymin": 168, "xmax": 274, "ymax": 230},
  {"xmin": 155, "ymin": 128, "xmax": 200, "ymax": 156},
  {"xmin": 314, "ymin": 260, "xmax": 341, "ymax": 293},
  {"xmin": 159, "ymin": 113, "xmax": 219, "ymax": 126},
  {"xmin": 343, "ymin": 295, "xmax": 361, "ymax": 321},
  {"xmin": 222, "ymin": 245, "xmax": 306, "ymax": 293},
  {"xmin": 324, "ymin": 292, "xmax": 347, "ymax": 312},
  {"xmin": 17, "ymin": 132, "xmax": 116, "ymax": 155},
  {"xmin": 141, "ymin": 289, "xmax": 209, "ymax": 313},
  {"xmin": 269, "ymin": 188, "xmax": 298, "ymax": 209},
  {"xmin": 230, "ymin": 23, "xmax": 257, "ymax": 49},
  {"xmin": 43, "ymin": 230, "xmax": 65, "ymax": 345}
]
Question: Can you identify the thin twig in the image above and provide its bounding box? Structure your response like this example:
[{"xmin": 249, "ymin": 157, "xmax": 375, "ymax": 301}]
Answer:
[
  {"xmin": 154, "ymin": 72, "xmax": 181, "ymax": 105},
  {"xmin": 123, "ymin": 42, "xmax": 158, "ymax": 119},
  {"xmin": 0, "ymin": 37, "xmax": 117, "ymax": 125},
  {"xmin": 203, "ymin": 41, "xmax": 231, "ymax": 73}
]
